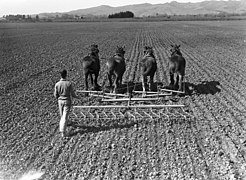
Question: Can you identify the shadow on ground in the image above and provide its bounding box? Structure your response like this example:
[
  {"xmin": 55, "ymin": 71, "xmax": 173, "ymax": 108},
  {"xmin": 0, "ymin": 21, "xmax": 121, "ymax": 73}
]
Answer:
[
  {"xmin": 184, "ymin": 81, "xmax": 221, "ymax": 96},
  {"xmin": 106, "ymin": 81, "xmax": 221, "ymax": 96},
  {"xmin": 68, "ymin": 121, "xmax": 136, "ymax": 137}
]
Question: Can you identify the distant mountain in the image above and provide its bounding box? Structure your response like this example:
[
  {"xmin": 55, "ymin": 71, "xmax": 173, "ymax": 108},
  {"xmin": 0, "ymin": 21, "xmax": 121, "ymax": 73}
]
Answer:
[{"xmin": 39, "ymin": 0, "xmax": 246, "ymax": 18}]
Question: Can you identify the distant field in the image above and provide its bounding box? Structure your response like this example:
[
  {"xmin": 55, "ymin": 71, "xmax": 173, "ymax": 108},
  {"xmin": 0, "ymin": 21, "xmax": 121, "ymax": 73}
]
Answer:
[{"xmin": 1, "ymin": 20, "xmax": 246, "ymax": 180}]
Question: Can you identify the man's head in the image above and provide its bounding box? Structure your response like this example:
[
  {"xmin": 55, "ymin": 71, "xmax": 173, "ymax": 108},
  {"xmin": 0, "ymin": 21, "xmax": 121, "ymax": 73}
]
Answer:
[{"xmin": 60, "ymin": 69, "xmax": 67, "ymax": 79}]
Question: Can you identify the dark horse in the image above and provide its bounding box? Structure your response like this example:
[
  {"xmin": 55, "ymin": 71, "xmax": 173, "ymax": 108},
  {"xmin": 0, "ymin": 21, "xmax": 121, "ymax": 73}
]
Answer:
[
  {"xmin": 82, "ymin": 44, "xmax": 100, "ymax": 91},
  {"xmin": 140, "ymin": 46, "xmax": 157, "ymax": 95},
  {"xmin": 168, "ymin": 44, "xmax": 186, "ymax": 92},
  {"xmin": 106, "ymin": 46, "xmax": 126, "ymax": 93}
]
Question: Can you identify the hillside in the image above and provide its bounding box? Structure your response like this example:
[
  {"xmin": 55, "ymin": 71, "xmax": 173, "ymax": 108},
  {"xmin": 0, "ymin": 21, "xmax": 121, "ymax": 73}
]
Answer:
[{"xmin": 38, "ymin": 0, "xmax": 246, "ymax": 18}]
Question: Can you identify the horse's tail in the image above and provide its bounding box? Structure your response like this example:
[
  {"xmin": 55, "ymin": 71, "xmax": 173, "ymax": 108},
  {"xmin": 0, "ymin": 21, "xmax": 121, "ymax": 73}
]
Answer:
[
  {"xmin": 82, "ymin": 56, "xmax": 93, "ymax": 68},
  {"xmin": 106, "ymin": 57, "xmax": 116, "ymax": 74},
  {"xmin": 142, "ymin": 64, "xmax": 153, "ymax": 76},
  {"xmin": 142, "ymin": 58, "xmax": 156, "ymax": 76}
]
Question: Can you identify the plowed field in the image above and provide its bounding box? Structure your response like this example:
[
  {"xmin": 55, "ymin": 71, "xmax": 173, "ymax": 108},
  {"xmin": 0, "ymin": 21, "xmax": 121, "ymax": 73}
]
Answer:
[{"xmin": 1, "ymin": 21, "xmax": 246, "ymax": 180}]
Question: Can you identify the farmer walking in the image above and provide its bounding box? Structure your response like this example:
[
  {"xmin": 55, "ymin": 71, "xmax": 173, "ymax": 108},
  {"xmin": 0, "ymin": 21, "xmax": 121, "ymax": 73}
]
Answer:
[{"xmin": 54, "ymin": 69, "xmax": 80, "ymax": 137}]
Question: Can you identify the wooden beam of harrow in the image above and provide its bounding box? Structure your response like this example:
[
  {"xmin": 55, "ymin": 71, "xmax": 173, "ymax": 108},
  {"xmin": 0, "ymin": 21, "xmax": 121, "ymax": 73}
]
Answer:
[
  {"xmin": 103, "ymin": 93, "xmax": 129, "ymax": 97},
  {"xmin": 89, "ymin": 94, "xmax": 115, "ymax": 99},
  {"xmin": 144, "ymin": 93, "xmax": 172, "ymax": 97},
  {"xmin": 133, "ymin": 91, "xmax": 160, "ymax": 94},
  {"xmin": 77, "ymin": 90, "xmax": 103, "ymax": 93},
  {"xmin": 160, "ymin": 89, "xmax": 185, "ymax": 94},
  {"xmin": 73, "ymin": 104, "xmax": 185, "ymax": 108},
  {"xmin": 77, "ymin": 90, "xmax": 129, "ymax": 97},
  {"xmin": 101, "ymin": 97, "xmax": 160, "ymax": 102}
]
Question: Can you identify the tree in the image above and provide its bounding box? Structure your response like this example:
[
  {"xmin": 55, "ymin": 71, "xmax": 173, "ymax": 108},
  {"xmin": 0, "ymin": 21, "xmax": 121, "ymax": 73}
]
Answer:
[
  {"xmin": 36, "ymin": 15, "xmax": 39, "ymax": 21},
  {"xmin": 108, "ymin": 11, "xmax": 134, "ymax": 18}
]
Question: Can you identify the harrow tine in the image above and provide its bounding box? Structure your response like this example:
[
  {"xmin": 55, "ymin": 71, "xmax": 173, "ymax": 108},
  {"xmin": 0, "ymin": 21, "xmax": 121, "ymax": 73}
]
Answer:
[
  {"xmin": 150, "ymin": 108, "xmax": 161, "ymax": 118},
  {"xmin": 127, "ymin": 111, "xmax": 136, "ymax": 121},
  {"xmin": 95, "ymin": 111, "xmax": 100, "ymax": 120},
  {"xmin": 118, "ymin": 108, "xmax": 125, "ymax": 118},
  {"xmin": 103, "ymin": 108, "xmax": 108, "ymax": 119},
  {"xmin": 134, "ymin": 107, "xmax": 143, "ymax": 118},
  {"xmin": 111, "ymin": 109, "xmax": 117, "ymax": 119},
  {"xmin": 80, "ymin": 111, "xmax": 86, "ymax": 119},
  {"xmin": 89, "ymin": 108, "xmax": 96, "ymax": 119},
  {"xmin": 72, "ymin": 109, "xmax": 78, "ymax": 118},
  {"xmin": 143, "ymin": 111, "xmax": 153, "ymax": 119}
]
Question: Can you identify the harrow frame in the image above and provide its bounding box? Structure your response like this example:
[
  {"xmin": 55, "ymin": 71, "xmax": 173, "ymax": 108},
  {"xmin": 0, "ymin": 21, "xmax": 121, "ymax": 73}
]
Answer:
[{"xmin": 74, "ymin": 81, "xmax": 187, "ymax": 121}]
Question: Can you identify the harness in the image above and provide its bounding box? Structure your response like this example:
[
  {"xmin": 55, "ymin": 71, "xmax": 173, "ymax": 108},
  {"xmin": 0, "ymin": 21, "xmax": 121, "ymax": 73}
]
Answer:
[
  {"xmin": 171, "ymin": 50, "xmax": 182, "ymax": 57},
  {"xmin": 114, "ymin": 53, "xmax": 123, "ymax": 57},
  {"xmin": 87, "ymin": 53, "xmax": 99, "ymax": 62}
]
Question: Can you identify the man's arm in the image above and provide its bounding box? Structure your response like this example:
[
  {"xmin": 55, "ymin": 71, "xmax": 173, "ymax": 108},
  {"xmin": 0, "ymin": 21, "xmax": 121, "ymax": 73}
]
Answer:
[
  {"xmin": 54, "ymin": 84, "xmax": 59, "ymax": 99},
  {"xmin": 70, "ymin": 83, "xmax": 80, "ymax": 99}
]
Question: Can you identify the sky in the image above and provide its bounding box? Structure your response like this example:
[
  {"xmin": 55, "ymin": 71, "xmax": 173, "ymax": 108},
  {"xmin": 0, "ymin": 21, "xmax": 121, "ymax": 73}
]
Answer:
[{"xmin": 0, "ymin": 0, "xmax": 237, "ymax": 17}]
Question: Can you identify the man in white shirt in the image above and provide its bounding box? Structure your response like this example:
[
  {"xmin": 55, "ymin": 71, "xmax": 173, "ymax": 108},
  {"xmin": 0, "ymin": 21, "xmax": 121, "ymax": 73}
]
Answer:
[{"xmin": 54, "ymin": 69, "xmax": 80, "ymax": 137}]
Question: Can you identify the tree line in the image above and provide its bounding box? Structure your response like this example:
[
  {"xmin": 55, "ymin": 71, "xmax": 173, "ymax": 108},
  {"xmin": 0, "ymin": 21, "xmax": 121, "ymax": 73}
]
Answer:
[
  {"xmin": 108, "ymin": 11, "xmax": 134, "ymax": 18},
  {"xmin": 3, "ymin": 14, "xmax": 39, "ymax": 22}
]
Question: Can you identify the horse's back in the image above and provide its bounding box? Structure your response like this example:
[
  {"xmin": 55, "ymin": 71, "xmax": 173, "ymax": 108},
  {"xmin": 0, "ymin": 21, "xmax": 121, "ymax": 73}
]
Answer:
[
  {"xmin": 107, "ymin": 55, "xmax": 125, "ymax": 74},
  {"xmin": 82, "ymin": 55, "xmax": 100, "ymax": 73},
  {"xmin": 169, "ymin": 55, "xmax": 186, "ymax": 75},
  {"xmin": 141, "ymin": 56, "xmax": 157, "ymax": 76}
]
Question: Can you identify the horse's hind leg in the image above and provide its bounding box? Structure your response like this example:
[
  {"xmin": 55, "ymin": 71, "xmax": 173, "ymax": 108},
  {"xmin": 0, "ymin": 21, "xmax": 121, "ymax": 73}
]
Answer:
[
  {"xmin": 149, "ymin": 75, "xmax": 155, "ymax": 91},
  {"xmin": 90, "ymin": 73, "xmax": 93, "ymax": 87},
  {"xmin": 119, "ymin": 76, "xmax": 123, "ymax": 86},
  {"xmin": 93, "ymin": 73, "xmax": 100, "ymax": 90},
  {"xmin": 178, "ymin": 74, "xmax": 184, "ymax": 92},
  {"xmin": 169, "ymin": 72, "xmax": 175, "ymax": 89},
  {"xmin": 142, "ymin": 75, "xmax": 147, "ymax": 97},
  {"xmin": 107, "ymin": 73, "xmax": 113, "ymax": 92},
  {"xmin": 175, "ymin": 74, "xmax": 179, "ymax": 90},
  {"xmin": 84, "ymin": 72, "xmax": 89, "ymax": 91},
  {"xmin": 113, "ymin": 75, "xmax": 119, "ymax": 94}
]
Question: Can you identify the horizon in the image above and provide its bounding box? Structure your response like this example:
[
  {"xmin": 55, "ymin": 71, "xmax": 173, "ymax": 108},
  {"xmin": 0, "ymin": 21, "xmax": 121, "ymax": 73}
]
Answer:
[{"xmin": 0, "ymin": 0, "xmax": 241, "ymax": 17}]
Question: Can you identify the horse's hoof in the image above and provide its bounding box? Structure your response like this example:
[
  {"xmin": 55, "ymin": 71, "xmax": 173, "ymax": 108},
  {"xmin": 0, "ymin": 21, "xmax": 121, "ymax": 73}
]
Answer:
[
  {"xmin": 92, "ymin": 86, "xmax": 100, "ymax": 91},
  {"xmin": 178, "ymin": 89, "xmax": 184, "ymax": 93},
  {"xmin": 168, "ymin": 84, "xmax": 174, "ymax": 89},
  {"xmin": 96, "ymin": 87, "xmax": 101, "ymax": 91},
  {"xmin": 174, "ymin": 85, "xmax": 179, "ymax": 90}
]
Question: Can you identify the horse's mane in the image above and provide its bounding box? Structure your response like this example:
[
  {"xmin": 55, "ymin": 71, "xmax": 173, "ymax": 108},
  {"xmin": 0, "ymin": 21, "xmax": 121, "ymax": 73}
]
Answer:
[
  {"xmin": 144, "ymin": 52, "xmax": 155, "ymax": 59},
  {"xmin": 171, "ymin": 50, "xmax": 182, "ymax": 56},
  {"xmin": 88, "ymin": 51, "xmax": 99, "ymax": 58},
  {"xmin": 114, "ymin": 53, "xmax": 123, "ymax": 57}
]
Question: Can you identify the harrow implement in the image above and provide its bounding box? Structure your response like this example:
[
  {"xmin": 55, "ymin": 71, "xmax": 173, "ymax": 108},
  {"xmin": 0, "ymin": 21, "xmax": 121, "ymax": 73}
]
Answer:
[{"xmin": 74, "ymin": 82, "xmax": 187, "ymax": 121}]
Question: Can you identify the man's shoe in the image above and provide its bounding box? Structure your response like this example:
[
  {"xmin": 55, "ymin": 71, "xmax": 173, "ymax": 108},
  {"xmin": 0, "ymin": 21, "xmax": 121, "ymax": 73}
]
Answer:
[
  {"xmin": 67, "ymin": 121, "xmax": 73, "ymax": 126},
  {"xmin": 61, "ymin": 132, "xmax": 66, "ymax": 138},
  {"xmin": 61, "ymin": 131, "xmax": 71, "ymax": 139}
]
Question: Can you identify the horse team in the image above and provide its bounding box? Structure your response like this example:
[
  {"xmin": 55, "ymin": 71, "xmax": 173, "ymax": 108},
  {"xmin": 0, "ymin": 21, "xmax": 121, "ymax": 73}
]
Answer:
[{"xmin": 82, "ymin": 44, "xmax": 186, "ymax": 94}]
